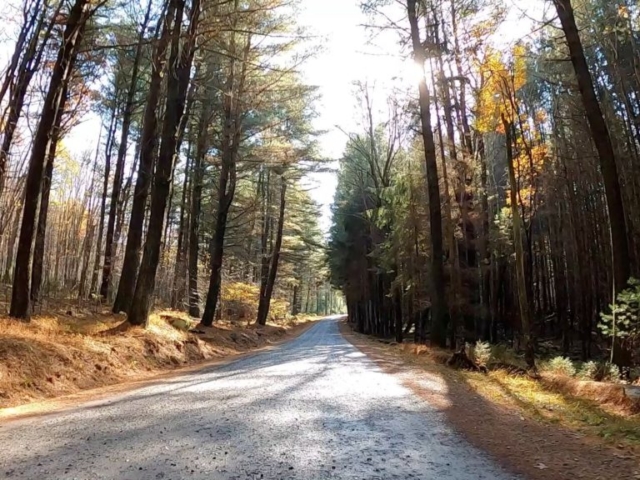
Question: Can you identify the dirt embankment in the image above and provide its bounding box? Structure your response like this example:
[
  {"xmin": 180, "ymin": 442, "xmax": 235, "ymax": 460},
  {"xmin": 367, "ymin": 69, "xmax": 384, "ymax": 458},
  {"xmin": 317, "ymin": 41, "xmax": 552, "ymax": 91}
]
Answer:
[
  {"xmin": 0, "ymin": 309, "xmax": 315, "ymax": 411},
  {"xmin": 340, "ymin": 321, "xmax": 640, "ymax": 480}
]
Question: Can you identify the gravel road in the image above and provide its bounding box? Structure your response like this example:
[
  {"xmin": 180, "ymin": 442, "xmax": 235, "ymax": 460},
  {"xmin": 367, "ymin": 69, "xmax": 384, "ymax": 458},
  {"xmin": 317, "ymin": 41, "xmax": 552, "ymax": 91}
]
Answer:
[{"xmin": 0, "ymin": 318, "xmax": 516, "ymax": 479}]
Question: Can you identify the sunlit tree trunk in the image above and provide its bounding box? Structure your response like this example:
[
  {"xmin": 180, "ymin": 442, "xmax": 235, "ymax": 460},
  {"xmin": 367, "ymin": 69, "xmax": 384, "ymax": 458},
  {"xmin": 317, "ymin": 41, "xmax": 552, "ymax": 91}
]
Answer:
[
  {"xmin": 128, "ymin": 0, "xmax": 200, "ymax": 326},
  {"xmin": 10, "ymin": 0, "xmax": 92, "ymax": 320},
  {"xmin": 113, "ymin": 0, "xmax": 176, "ymax": 314},
  {"xmin": 407, "ymin": 0, "xmax": 448, "ymax": 347}
]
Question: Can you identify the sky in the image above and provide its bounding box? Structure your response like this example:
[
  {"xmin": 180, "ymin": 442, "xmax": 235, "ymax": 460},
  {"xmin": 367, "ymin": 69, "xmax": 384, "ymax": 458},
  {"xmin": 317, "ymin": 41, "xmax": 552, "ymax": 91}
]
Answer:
[
  {"xmin": 0, "ymin": 0, "xmax": 546, "ymax": 232},
  {"xmin": 296, "ymin": 0, "xmax": 412, "ymax": 231}
]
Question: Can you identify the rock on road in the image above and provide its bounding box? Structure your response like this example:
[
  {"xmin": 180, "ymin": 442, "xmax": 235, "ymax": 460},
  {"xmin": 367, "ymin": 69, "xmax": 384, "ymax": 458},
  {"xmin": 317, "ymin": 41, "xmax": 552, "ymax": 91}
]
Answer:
[{"xmin": 0, "ymin": 318, "xmax": 516, "ymax": 479}]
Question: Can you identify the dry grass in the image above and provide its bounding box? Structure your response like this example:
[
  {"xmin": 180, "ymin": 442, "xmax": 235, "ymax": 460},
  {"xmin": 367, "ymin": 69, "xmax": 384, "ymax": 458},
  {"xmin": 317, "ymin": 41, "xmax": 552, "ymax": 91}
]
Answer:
[
  {"xmin": 398, "ymin": 341, "xmax": 451, "ymax": 365},
  {"xmin": 0, "ymin": 308, "xmax": 314, "ymax": 409},
  {"xmin": 462, "ymin": 369, "xmax": 640, "ymax": 444},
  {"xmin": 375, "ymin": 338, "xmax": 640, "ymax": 447},
  {"xmin": 344, "ymin": 330, "xmax": 640, "ymax": 448}
]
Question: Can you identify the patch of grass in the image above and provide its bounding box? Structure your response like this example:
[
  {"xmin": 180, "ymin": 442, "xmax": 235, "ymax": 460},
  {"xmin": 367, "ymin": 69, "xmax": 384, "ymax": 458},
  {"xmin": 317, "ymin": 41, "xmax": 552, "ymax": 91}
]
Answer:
[{"xmin": 461, "ymin": 368, "xmax": 640, "ymax": 446}]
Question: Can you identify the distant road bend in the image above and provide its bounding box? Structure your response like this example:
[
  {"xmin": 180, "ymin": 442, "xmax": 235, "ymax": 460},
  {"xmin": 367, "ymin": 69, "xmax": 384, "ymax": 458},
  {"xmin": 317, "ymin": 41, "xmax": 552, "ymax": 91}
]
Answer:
[{"xmin": 0, "ymin": 318, "xmax": 515, "ymax": 479}]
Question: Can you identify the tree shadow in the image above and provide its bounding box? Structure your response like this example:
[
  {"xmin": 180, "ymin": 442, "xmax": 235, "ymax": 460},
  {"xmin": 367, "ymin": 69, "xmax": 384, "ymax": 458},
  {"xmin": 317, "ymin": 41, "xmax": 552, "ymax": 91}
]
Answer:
[
  {"xmin": 0, "ymin": 320, "xmax": 512, "ymax": 479},
  {"xmin": 342, "ymin": 324, "xmax": 640, "ymax": 480}
]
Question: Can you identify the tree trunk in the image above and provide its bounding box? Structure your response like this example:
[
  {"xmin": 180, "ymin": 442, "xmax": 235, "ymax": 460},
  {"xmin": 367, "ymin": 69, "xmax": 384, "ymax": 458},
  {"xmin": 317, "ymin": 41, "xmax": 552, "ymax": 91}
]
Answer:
[
  {"xmin": 554, "ymin": 0, "xmax": 631, "ymax": 294},
  {"xmin": 128, "ymin": 0, "xmax": 199, "ymax": 326},
  {"xmin": 3, "ymin": 205, "xmax": 21, "ymax": 283},
  {"xmin": 112, "ymin": 1, "xmax": 177, "ymax": 314},
  {"xmin": 100, "ymin": 5, "xmax": 150, "ymax": 300},
  {"xmin": 31, "ymin": 129, "xmax": 59, "ymax": 304},
  {"xmin": 171, "ymin": 148, "xmax": 192, "ymax": 309},
  {"xmin": 292, "ymin": 284, "xmax": 300, "ymax": 316},
  {"xmin": 407, "ymin": 0, "xmax": 448, "ymax": 347},
  {"xmin": 200, "ymin": 18, "xmax": 249, "ymax": 327},
  {"xmin": 477, "ymin": 135, "xmax": 492, "ymax": 340},
  {"xmin": 187, "ymin": 100, "xmax": 209, "ymax": 318},
  {"xmin": 200, "ymin": 163, "xmax": 236, "ymax": 326},
  {"xmin": 503, "ymin": 116, "xmax": 536, "ymax": 370},
  {"xmin": 10, "ymin": 0, "xmax": 91, "ymax": 320},
  {"xmin": 257, "ymin": 177, "xmax": 287, "ymax": 326},
  {"xmin": 91, "ymin": 104, "xmax": 118, "ymax": 296}
]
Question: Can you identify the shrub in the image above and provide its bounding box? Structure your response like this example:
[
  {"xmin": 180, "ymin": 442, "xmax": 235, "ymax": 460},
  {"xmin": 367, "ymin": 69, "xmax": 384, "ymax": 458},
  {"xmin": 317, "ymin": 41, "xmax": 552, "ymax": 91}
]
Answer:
[
  {"xmin": 221, "ymin": 282, "xmax": 260, "ymax": 321},
  {"xmin": 544, "ymin": 356, "xmax": 576, "ymax": 377},
  {"xmin": 473, "ymin": 341, "xmax": 492, "ymax": 367},
  {"xmin": 578, "ymin": 361, "xmax": 598, "ymax": 380},
  {"xmin": 600, "ymin": 363, "xmax": 621, "ymax": 383},
  {"xmin": 577, "ymin": 361, "xmax": 619, "ymax": 382},
  {"xmin": 600, "ymin": 278, "xmax": 640, "ymax": 347},
  {"xmin": 219, "ymin": 282, "xmax": 290, "ymax": 323},
  {"xmin": 268, "ymin": 298, "xmax": 290, "ymax": 323}
]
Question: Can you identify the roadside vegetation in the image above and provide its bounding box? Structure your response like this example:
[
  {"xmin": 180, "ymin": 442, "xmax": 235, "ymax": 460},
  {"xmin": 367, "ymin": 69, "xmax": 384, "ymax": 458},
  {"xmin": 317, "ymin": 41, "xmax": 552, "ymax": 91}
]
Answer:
[
  {"xmin": 0, "ymin": 284, "xmax": 322, "ymax": 409},
  {"xmin": 398, "ymin": 334, "xmax": 640, "ymax": 445}
]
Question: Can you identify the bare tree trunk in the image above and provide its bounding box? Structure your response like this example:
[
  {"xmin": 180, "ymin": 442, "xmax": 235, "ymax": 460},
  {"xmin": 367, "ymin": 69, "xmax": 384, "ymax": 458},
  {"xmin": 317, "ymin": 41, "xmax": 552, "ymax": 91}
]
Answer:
[
  {"xmin": 30, "ymin": 129, "xmax": 59, "ymax": 304},
  {"xmin": 3, "ymin": 206, "xmax": 21, "ymax": 283},
  {"xmin": 10, "ymin": 0, "xmax": 91, "ymax": 320},
  {"xmin": 407, "ymin": 0, "xmax": 448, "ymax": 347},
  {"xmin": 503, "ymin": 116, "xmax": 536, "ymax": 369},
  {"xmin": 113, "ymin": 1, "xmax": 176, "ymax": 313},
  {"xmin": 78, "ymin": 127, "xmax": 101, "ymax": 298},
  {"xmin": 258, "ymin": 168, "xmax": 271, "ymax": 306},
  {"xmin": 200, "ymin": 162, "xmax": 236, "ymax": 326},
  {"xmin": 91, "ymin": 105, "xmax": 118, "ymax": 296},
  {"xmin": 187, "ymin": 95, "xmax": 210, "ymax": 318},
  {"xmin": 100, "ymin": 4, "xmax": 151, "ymax": 300},
  {"xmin": 200, "ymin": 17, "xmax": 249, "ymax": 327},
  {"xmin": 477, "ymin": 136, "xmax": 492, "ymax": 340},
  {"xmin": 128, "ymin": 0, "xmax": 199, "ymax": 326},
  {"xmin": 171, "ymin": 148, "xmax": 191, "ymax": 309},
  {"xmin": 257, "ymin": 176, "xmax": 287, "ymax": 326}
]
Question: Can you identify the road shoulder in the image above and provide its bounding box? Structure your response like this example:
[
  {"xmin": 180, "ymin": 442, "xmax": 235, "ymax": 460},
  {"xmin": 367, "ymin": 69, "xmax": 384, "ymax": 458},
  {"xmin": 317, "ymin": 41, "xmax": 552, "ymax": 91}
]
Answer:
[
  {"xmin": 339, "ymin": 321, "xmax": 640, "ymax": 480},
  {"xmin": 0, "ymin": 318, "xmax": 319, "ymax": 423}
]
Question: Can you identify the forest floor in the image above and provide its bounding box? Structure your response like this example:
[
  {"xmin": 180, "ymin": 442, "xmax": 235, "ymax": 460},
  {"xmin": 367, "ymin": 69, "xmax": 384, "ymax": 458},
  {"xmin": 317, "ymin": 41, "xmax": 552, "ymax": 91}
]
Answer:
[
  {"xmin": 0, "ymin": 303, "xmax": 318, "ymax": 413},
  {"xmin": 340, "ymin": 321, "xmax": 640, "ymax": 480}
]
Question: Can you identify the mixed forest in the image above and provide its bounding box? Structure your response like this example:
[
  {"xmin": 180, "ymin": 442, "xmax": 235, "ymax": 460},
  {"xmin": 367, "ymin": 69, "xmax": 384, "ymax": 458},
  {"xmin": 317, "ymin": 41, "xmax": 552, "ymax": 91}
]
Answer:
[
  {"xmin": 0, "ymin": 0, "xmax": 340, "ymax": 330},
  {"xmin": 2, "ymin": 0, "xmax": 640, "ymax": 374},
  {"xmin": 329, "ymin": 0, "xmax": 640, "ymax": 372}
]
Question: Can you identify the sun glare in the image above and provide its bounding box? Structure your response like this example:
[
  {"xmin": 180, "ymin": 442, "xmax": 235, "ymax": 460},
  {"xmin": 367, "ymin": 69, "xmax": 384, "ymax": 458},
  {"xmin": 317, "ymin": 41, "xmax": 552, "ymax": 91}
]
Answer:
[{"xmin": 401, "ymin": 60, "xmax": 427, "ymax": 85}]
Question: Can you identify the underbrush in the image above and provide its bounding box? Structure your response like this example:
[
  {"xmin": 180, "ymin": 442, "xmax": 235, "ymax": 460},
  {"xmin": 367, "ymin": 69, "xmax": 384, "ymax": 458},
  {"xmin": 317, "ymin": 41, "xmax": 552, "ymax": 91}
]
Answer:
[
  {"xmin": 463, "ymin": 342, "xmax": 640, "ymax": 417},
  {"xmin": 353, "ymin": 327, "xmax": 640, "ymax": 446}
]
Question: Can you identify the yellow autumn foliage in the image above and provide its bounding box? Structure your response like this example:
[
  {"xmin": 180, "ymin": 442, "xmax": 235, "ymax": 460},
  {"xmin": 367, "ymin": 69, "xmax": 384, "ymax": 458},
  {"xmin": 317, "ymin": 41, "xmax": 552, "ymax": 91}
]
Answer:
[
  {"xmin": 220, "ymin": 282, "xmax": 290, "ymax": 323},
  {"xmin": 476, "ymin": 45, "xmax": 550, "ymax": 213},
  {"xmin": 475, "ymin": 45, "xmax": 527, "ymax": 133}
]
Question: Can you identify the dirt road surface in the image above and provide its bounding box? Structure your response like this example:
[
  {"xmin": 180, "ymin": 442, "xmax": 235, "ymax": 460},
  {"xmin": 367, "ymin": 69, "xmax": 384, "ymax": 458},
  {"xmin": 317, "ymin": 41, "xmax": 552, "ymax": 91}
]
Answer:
[{"xmin": 0, "ymin": 318, "xmax": 516, "ymax": 479}]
